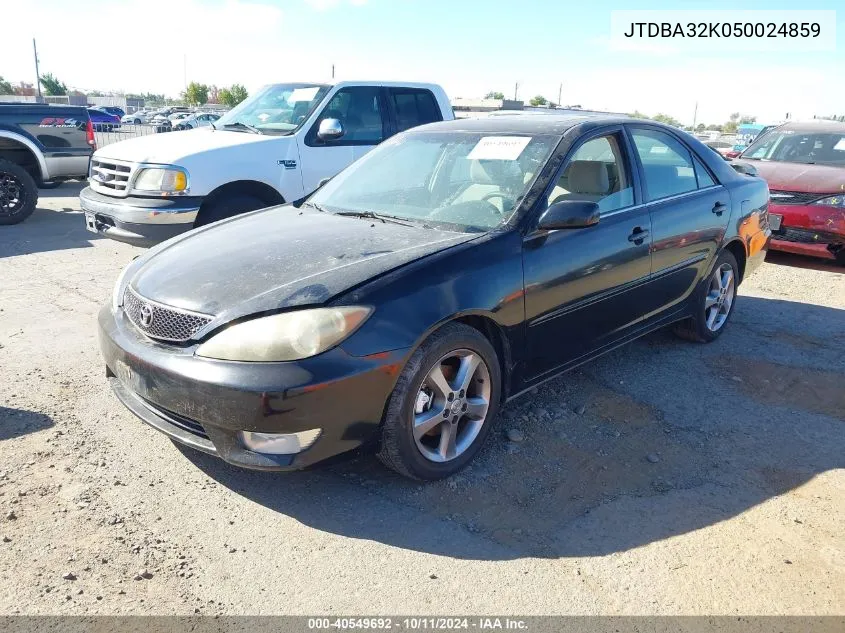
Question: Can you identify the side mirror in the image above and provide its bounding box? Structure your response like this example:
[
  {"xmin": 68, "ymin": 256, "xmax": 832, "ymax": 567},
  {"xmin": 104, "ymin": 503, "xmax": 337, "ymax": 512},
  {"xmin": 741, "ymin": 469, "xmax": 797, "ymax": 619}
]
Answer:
[
  {"xmin": 538, "ymin": 200, "xmax": 600, "ymax": 231},
  {"xmin": 317, "ymin": 118, "xmax": 344, "ymax": 142}
]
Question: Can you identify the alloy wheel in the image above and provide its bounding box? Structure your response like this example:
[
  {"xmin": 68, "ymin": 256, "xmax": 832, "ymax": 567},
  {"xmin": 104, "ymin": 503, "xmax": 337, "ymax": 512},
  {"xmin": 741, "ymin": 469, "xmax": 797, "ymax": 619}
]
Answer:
[
  {"xmin": 412, "ymin": 349, "xmax": 492, "ymax": 463},
  {"xmin": 0, "ymin": 172, "xmax": 26, "ymax": 217},
  {"xmin": 704, "ymin": 263, "xmax": 735, "ymax": 332}
]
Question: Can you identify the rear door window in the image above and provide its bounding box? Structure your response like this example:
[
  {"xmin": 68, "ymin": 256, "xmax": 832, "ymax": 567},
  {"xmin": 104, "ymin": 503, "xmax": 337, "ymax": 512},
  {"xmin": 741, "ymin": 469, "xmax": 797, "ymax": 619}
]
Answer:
[
  {"xmin": 630, "ymin": 128, "xmax": 699, "ymax": 201},
  {"xmin": 389, "ymin": 89, "xmax": 442, "ymax": 133}
]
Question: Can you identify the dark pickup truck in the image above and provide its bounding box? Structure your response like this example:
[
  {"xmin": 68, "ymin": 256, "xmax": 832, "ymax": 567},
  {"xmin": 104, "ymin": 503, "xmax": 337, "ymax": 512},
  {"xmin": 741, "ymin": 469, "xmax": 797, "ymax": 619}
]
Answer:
[{"xmin": 0, "ymin": 103, "xmax": 95, "ymax": 224}]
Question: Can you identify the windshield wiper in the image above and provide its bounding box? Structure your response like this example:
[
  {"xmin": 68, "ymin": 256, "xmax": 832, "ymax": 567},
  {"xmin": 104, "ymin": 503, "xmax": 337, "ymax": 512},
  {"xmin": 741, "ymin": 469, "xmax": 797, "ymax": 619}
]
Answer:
[
  {"xmin": 303, "ymin": 201, "xmax": 330, "ymax": 213},
  {"xmin": 221, "ymin": 121, "xmax": 262, "ymax": 134},
  {"xmin": 334, "ymin": 210, "xmax": 416, "ymax": 227}
]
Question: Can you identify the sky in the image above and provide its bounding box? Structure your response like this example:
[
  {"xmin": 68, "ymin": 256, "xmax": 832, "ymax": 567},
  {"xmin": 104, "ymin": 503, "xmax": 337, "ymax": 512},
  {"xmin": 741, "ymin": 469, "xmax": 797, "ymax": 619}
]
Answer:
[{"xmin": 1, "ymin": 0, "xmax": 842, "ymax": 125}]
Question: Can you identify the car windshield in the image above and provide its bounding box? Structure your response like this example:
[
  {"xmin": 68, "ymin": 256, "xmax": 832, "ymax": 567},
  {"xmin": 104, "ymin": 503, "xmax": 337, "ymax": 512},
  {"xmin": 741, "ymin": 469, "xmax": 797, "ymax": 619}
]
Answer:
[
  {"xmin": 216, "ymin": 83, "xmax": 330, "ymax": 136},
  {"xmin": 742, "ymin": 129, "xmax": 845, "ymax": 166},
  {"xmin": 308, "ymin": 131, "xmax": 558, "ymax": 232}
]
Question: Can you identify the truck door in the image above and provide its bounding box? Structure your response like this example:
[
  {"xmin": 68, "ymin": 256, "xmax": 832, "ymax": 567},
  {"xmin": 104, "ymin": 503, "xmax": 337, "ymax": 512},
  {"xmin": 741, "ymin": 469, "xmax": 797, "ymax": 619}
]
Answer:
[{"xmin": 299, "ymin": 86, "xmax": 388, "ymax": 195}]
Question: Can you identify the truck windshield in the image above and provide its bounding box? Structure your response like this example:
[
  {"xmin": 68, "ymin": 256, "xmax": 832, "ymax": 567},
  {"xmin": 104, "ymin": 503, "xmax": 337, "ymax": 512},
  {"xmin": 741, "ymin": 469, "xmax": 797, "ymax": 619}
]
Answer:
[
  {"xmin": 742, "ymin": 129, "xmax": 845, "ymax": 166},
  {"xmin": 216, "ymin": 83, "xmax": 330, "ymax": 136}
]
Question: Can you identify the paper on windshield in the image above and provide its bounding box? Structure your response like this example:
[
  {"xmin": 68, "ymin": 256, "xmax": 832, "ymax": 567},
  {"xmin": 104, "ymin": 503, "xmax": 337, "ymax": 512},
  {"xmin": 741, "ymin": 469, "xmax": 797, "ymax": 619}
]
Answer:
[
  {"xmin": 833, "ymin": 138, "xmax": 845, "ymax": 151},
  {"xmin": 468, "ymin": 136, "xmax": 531, "ymax": 160},
  {"xmin": 288, "ymin": 87, "xmax": 320, "ymax": 103}
]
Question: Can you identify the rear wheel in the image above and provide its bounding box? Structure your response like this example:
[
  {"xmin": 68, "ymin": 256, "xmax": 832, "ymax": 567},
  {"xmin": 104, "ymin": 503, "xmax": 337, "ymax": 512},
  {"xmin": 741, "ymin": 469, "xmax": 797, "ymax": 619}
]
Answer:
[
  {"xmin": 673, "ymin": 250, "xmax": 739, "ymax": 343},
  {"xmin": 378, "ymin": 323, "xmax": 501, "ymax": 480},
  {"xmin": 194, "ymin": 194, "xmax": 267, "ymax": 227},
  {"xmin": 0, "ymin": 159, "xmax": 38, "ymax": 225}
]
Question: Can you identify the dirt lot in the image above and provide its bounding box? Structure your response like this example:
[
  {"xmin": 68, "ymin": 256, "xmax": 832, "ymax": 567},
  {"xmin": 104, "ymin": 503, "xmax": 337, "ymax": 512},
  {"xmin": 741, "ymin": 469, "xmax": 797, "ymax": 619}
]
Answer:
[{"xmin": 1, "ymin": 183, "xmax": 843, "ymax": 615}]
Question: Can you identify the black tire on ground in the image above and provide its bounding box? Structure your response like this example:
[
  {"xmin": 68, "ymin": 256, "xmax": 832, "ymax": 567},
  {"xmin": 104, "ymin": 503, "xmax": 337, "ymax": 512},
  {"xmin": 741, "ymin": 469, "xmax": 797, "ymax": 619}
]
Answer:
[
  {"xmin": 832, "ymin": 245, "xmax": 845, "ymax": 267},
  {"xmin": 134, "ymin": 119, "xmax": 141, "ymax": 125},
  {"xmin": 0, "ymin": 159, "xmax": 38, "ymax": 225},
  {"xmin": 377, "ymin": 322, "xmax": 502, "ymax": 480},
  {"xmin": 673, "ymin": 250, "xmax": 740, "ymax": 343},
  {"xmin": 194, "ymin": 194, "xmax": 267, "ymax": 227}
]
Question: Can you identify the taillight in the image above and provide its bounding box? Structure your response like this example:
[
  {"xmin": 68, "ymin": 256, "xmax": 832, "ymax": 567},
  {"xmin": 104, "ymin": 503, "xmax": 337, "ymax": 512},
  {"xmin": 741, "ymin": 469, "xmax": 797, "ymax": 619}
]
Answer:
[{"xmin": 86, "ymin": 119, "xmax": 96, "ymax": 149}]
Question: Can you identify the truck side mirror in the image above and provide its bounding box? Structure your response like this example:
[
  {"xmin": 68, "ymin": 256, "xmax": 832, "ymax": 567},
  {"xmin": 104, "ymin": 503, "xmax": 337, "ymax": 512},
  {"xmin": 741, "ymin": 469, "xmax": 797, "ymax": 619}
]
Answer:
[{"xmin": 317, "ymin": 118, "xmax": 344, "ymax": 142}]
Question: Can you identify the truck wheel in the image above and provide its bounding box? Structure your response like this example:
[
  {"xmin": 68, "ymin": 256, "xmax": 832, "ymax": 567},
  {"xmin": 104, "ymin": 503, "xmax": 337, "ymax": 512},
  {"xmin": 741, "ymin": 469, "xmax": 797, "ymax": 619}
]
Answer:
[
  {"xmin": 195, "ymin": 194, "xmax": 267, "ymax": 227},
  {"xmin": 0, "ymin": 159, "xmax": 38, "ymax": 225}
]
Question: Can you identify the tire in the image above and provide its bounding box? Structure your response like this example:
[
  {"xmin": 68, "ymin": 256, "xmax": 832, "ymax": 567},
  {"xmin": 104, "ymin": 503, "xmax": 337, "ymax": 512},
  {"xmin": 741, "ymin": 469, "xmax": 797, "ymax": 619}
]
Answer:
[
  {"xmin": 0, "ymin": 159, "xmax": 38, "ymax": 225},
  {"xmin": 194, "ymin": 194, "xmax": 267, "ymax": 227},
  {"xmin": 378, "ymin": 322, "xmax": 502, "ymax": 480},
  {"xmin": 134, "ymin": 119, "xmax": 141, "ymax": 125},
  {"xmin": 673, "ymin": 250, "xmax": 739, "ymax": 343}
]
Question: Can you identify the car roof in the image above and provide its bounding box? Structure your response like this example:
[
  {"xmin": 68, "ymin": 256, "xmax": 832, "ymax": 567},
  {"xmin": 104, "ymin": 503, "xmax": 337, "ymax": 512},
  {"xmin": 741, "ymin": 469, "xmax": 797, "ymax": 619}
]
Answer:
[
  {"xmin": 772, "ymin": 120, "xmax": 845, "ymax": 133},
  {"xmin": 417, "ymin": 114, "xmax": 634, "ymax": 135}
]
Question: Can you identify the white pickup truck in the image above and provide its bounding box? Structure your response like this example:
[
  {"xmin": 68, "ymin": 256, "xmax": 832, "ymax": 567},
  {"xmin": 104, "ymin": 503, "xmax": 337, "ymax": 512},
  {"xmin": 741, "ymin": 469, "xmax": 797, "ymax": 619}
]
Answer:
[{"xmin": 80, "ymin": 80, "xmax": 453, "ymax": 246}]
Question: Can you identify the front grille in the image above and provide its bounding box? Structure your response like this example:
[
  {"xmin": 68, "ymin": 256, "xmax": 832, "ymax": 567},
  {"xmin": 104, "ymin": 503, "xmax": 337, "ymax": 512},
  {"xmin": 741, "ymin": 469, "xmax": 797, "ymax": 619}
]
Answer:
[
  {"xmin": 769, "ymin": 190, "xmax": 824, "ymax": 206},
  {"xmin": 123, "ymin": 286, "xmax": 213, "ymax": 342},
  {"xmin": 773, "ymin": 226, "xmax": 835, "ymax": 244},
  {"xmin": 90, "ymin": 158, "xmax": 134, "ymax": 196},
  {"xmin": 139, "ymin": 396, "xmax": 209, "ymax": 440}
]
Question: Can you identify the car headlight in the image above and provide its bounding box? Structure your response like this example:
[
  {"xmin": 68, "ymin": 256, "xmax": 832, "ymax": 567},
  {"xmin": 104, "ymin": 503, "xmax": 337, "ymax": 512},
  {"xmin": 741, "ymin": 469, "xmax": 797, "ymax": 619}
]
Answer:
[
  {"xmin": 811, "ymin": 195, "xmax": 845, "ymax": 208},
  {"xmin": 196, "ymin": 307, "xmax": 372, "ymax": 361},
  {"xmin": 133, "ymin": 167, "xmax": 188, "ymax": 193},
  {"xmin": 111, "ymin": 261, "xmax": 135, "ymax": 312}
]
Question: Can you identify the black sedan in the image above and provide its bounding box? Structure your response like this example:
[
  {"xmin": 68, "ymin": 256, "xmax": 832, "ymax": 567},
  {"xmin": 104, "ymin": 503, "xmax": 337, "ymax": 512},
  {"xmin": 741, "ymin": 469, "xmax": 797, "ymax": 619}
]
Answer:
[{"xmin": 98, "ymin": 115, "xmax": 771, "ymax": 480}]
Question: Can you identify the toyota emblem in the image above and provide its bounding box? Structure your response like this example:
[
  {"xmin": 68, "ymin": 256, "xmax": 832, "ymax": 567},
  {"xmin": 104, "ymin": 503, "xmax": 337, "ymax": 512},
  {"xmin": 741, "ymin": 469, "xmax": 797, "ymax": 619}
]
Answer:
[{"xmin": 139, "ymin": 303, "xmax": 154, "ymax": 328}]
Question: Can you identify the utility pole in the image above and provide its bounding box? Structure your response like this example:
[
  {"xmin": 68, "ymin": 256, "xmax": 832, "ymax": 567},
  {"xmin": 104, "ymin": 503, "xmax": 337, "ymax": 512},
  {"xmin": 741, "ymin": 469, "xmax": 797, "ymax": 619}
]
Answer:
[
  {"xmin": 692, "ymin": 101, "xmax": 698, "ymax": 130},
  {"xmin": 557, "ymin": 82, "xmax": 562, "ymax": 108},
  {"xmin": 33, "ymin": 38, "xmax": 43, "ymax": 102},
  {"xmin": 332, "ymin": 64, "xmax": 335, "ymax": 79},
  {"xmin": 514, "ymin": 82, "xmax": 519, "ymax": 101}
]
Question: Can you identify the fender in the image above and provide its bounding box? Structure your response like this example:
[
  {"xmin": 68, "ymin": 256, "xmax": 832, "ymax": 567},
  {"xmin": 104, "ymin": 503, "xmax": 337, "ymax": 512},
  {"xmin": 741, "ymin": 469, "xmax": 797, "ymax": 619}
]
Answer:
[{"xmin": 0, "ymin": 130, "xmax": 48, "ymax": 180}]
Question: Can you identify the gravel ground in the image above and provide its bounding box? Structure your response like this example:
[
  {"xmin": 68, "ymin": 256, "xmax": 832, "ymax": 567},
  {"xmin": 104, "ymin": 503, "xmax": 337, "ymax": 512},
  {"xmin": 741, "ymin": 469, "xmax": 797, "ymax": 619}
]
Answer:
[{"xmin": 1, "ymin": 183, "xmax": 843, "ymax": 615}]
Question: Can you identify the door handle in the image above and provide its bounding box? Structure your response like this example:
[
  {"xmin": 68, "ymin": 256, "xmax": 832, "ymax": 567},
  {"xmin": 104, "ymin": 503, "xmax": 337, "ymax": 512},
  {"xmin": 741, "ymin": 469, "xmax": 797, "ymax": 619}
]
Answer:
[
  {"xmin": 628, "ymin": 227, "xmax": 650, "ymax": 244},
  {"xmin": 712, "ymin": 202, "xmax": 728, "ymax": 216}
]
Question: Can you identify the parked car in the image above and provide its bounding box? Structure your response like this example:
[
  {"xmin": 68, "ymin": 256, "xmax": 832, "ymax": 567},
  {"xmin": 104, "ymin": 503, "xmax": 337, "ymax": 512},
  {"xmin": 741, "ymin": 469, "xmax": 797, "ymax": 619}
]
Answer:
[
  {"xmin": 87, "ymin": 108, "xmax": 121, "ymax": 132},
  {"xmin": 100, "ymin": 106, "xmax": 126, "ymax": 119},
  {"xmin": 80, "ymin": 80, "xmax": 454, "ymax": 246},
  {"xmin": 174, "ymin": 112, "xmax": 221, "ymax": 130},
  {"xmin": 0, "ymin": 102, "xmax": 95, "ymax": 223},
  {"xmin": 98, "ymin": 115, "xmax": 770, "ymax": 479},
  {"xmin": 735, "ymin": 120, "xmax": 845, "ymax": 264},
  {"xmin": 121, "ymin": 112, "xmax": 147, "ymax": 125}
]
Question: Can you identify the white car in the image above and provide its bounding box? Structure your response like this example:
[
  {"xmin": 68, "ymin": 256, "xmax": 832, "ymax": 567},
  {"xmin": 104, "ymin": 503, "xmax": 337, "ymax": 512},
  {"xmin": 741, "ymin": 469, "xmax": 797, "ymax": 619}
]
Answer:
[
  {"xmin": 121, "ymin": 112, "xmax": 147, "ymax": 124},
  {"xmin": 174, "ymin": 112, "xmax": 221, "ymax": 130},
  {"xmin": 80, "ymin": 80, "xmax": 454, "ymax": 246}
]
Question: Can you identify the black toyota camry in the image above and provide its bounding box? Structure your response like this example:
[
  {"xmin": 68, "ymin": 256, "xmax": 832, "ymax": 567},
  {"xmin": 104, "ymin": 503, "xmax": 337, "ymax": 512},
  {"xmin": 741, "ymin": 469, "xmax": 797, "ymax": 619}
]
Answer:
[{"xmin": 99, "ymin": 115, "xmax": 771, "ymax": 480}]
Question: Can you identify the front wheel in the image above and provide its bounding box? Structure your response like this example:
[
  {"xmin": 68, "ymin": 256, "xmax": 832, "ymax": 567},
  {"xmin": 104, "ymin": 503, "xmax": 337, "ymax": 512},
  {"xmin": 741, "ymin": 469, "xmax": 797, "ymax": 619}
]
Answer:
[
  {"xmin": 378, "ymin": 323, "xmax": 501, "ymax": 480},
  {"xmin": 0, "ymin": 159, "xmax": 38, "ymax": 225},
  {"xmin": 194, "ymin": 194, "xmax": 267, "ymax": 227},
  {"xmin": 673, "ymin": 250, "xmax": 739, "ymax": 343}
]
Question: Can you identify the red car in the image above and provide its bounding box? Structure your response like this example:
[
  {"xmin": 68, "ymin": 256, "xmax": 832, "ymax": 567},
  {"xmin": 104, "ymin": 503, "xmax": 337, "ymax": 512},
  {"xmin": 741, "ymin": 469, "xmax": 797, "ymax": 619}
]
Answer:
[{"xmin": 738, "ymin": 121, "xmax": 845, "ymax": 264}]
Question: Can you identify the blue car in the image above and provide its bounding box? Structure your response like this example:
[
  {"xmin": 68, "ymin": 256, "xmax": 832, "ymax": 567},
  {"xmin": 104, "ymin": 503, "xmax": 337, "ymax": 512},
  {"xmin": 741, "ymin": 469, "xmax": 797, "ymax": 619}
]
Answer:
[{"xmin": 87, "ymin": 108, "xmax": 121, "ymax": 132}]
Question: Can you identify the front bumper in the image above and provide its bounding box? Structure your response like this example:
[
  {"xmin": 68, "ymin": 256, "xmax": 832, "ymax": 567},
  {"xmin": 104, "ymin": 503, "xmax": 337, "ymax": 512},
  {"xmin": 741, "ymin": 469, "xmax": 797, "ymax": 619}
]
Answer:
[
  {"xmin": 768, "ymin": 202, "xmax": 845, "ymax": 259},
  {"xmin": 80, "ymin": 186, "xmax": 203, "ymax": 247},
  {"xmin": 98, "ymin": 305, "xmax": 408, "ymax": 471}
]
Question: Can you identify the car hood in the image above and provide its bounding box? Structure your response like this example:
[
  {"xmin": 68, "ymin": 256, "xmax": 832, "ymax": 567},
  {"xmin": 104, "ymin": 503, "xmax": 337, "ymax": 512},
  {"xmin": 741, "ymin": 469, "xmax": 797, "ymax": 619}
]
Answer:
[
  {"xmin": 94, "ymin": 127, "xmax": 279, "ymax": 164},
  {"xmin": 129, "ymin": 207, "xmax": 477, "ymax": 327},
  {"xmin": 744, "ymin": 160, "xmax": 845, "ymax": 194}
]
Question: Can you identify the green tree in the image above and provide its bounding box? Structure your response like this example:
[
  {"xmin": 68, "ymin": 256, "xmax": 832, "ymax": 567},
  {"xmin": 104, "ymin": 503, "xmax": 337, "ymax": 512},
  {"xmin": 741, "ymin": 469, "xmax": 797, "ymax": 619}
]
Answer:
[
  {"xmin": 39, "ymin": 72, "xmax": 67, "ymax": 96},
  {"xmin": 219, "ymin": 83, "xmax": 248, "ymax": 108},
  {"xmin": 484, "ymin": 91, "xmax": 505, "ymax": 100},
  {"xmin": 739, "ymin": 114, "xmax": 757, "ymax": 124},
  {"xmin": 0, "ymin": 76, "xmax": 13, "ymax": 94},
  {"xmin": 629, "ymin": 110, "xmax": 650, "ymax": 120},
  {"xmin": 183, "ymin": 82, "xmax": 209, "ymax": 106},
  {"xmin": 651, "ymin": 113, "xmax": 681, "ymax": 127},
  {"xmin": 695, "ymin": 123, "xmax": 706, "ymax": 132},
  {"xmin": 529, "ymin": 95, "xmax": 548, "ymax": 106}
]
